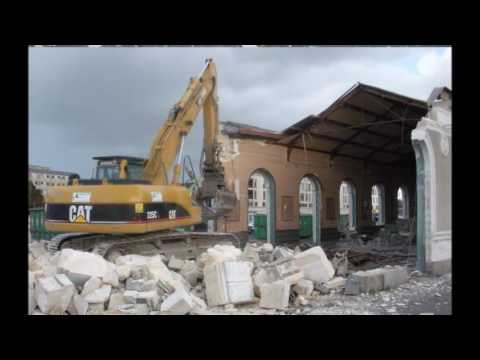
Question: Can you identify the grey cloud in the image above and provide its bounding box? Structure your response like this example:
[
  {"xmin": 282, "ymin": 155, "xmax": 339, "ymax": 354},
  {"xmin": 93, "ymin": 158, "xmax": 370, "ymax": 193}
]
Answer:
[{"xmin": 29, "ymin": 46, "xmax": 450, "ymax": 178}]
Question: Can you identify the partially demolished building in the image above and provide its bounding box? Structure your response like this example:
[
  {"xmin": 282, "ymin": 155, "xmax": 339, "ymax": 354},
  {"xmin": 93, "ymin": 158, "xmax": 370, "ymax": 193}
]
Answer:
[{"xmin": 216, "ymin": 83, "xmax": 452, "ymax": 275}]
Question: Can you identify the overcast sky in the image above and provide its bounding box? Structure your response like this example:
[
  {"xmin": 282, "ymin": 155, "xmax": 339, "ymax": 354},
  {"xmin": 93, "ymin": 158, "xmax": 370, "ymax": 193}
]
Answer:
[{"xmin": 29, "ymin": 46, "xmax": 451, "ymax": 178}]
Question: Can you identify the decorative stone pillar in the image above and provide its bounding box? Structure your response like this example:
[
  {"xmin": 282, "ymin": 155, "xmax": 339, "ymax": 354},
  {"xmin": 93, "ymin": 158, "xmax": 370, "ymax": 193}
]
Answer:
[{"xmin": 411, "ymin": 87, "xmax": 452, "ymax": 275}]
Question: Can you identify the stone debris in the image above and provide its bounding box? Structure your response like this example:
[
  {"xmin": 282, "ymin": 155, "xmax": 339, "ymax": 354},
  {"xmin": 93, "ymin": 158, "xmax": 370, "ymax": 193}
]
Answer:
[
  {"xmin": 263, "ymin": 257, "xmax": 304, "ymax": 284},
  {"xmin": 344, "ymin": 266, "xmax": 408, "ymax": 295},
  {"xmin": 115, "ymin": 265, "xmax": 131, "ymax": 281},
  {"xmin": 294, "ymin": 246, "xmax": 335, "ymax": 283},
  {"xmin": 383, "ymin": 266, "xmax": 408, "ymax": 289},
  {"xmin": 28, "ymin": 240, "xmax": 447, "ymax": 315},
  {"xmin": 168, "ymin": 255, "xmax": 185, "ymax": 271},
  {"xmin": 259, "ymin": 281, "xmax": 290, "ymax": 309},
  {"xmin": 331, "ymin": 250, "xmax": 349, "ymax": 277},
  {"xmin": 272, "ymin": 246, "xmax": 294, "ymax": 261},
  {"xmin": 83, "ymin": 285, "xmax": 112, "ymax": 304},
  {"xmin": 35, "ymin": 274, "xmax": 75, "ymax": 314},
  {"xmin": 136, "ymin": 291, "xmax": 160, "ymax": 310},
  {"xmin": 126, "ymin": 278, "xmax": 156, "ymax": 292},
  {"xmin": 240, "ymin": 243, "xmax": 261, "ymax": 264},
  {"xmin": 160, "ymin": 286, "xmax": 194, "ymax": 315},
  {"xmin": 316, "ymin": 276, "xmax": 347, "ymax": 294},
  {"xmin": 81, "ymin": 276, "xmax": 102, "ymax": 297},
  {"xmin": 107, "ymin": 292, "xmax": 126, "ymax": 310},
  {"xmin": 204, "ymin": 260, "xmax": 254, "ymax": 307},
  {"xmin": 57, "ymin": 249, "xmax": 116, "ymax": 287},
  {"xmin": 29, "ymin": 288, "xmax": 36, "ymax": 315},
  {"xmin": 180, "ymin": 261, "xmax": 201, "ymax": 287},
  {"xmin": 345, "ymin": 268, "xmax": 386, "ymax": 295},
  {"xmin": 292, "ymin": 279, "xmax": 314, "ymax": 297},
  {"xmin": 29, "ymin": 240, "xmax": 48, "ymax": 259},
  {"xmin": 102, "ymin": 269, "xmax": 119, "ymax": 287},
  {"xmin": 198, "ymin": 244, "xmax": 242, "ymax": 268}
]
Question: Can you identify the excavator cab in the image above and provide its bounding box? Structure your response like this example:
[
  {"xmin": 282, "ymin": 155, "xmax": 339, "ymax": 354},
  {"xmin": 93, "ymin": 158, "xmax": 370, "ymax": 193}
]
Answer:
[{"xmin": 92, "ymin": 156, "xmax": 147, "ymax": 182}]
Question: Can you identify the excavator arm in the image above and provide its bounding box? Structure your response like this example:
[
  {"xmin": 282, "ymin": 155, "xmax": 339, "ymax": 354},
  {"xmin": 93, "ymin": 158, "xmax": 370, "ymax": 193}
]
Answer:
[{"xmin": 142, "ymin": 59, "xmax": 235, "ymax": 215}]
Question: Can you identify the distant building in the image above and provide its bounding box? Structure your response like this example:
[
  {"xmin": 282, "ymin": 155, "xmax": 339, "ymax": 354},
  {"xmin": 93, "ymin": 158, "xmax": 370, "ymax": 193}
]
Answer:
[{"xmin": 29, "ymin": 165, "xmax": 76, "ymax": 195}]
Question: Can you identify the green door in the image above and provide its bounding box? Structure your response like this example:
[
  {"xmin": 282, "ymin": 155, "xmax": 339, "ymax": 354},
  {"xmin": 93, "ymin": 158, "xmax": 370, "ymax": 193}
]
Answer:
[
  {"xmin": 299, "ymin": 215, "xmax": 313, "ymax": 238},
  {"xmin": 254, "ymin": 214, "xmax": 267, "ymax": 240}
]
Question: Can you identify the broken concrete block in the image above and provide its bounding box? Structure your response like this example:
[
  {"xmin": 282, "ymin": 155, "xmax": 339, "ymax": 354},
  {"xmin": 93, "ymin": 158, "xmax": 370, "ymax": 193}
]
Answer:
[
  {"xmin": 81, "ymin": 276, "xmax": 102, "ymax": 297},
  {"xmin": 126, "ymin": 278, "xmax": 144, "ymax": 291},
  {"xmin": 383, "ymin": 266, "xmax": 408, "ymax": 289},
  {"xmin": 118, "ymin": 303, "xmax": 149, "ymax": 315},
  {"xmin": 292, "ymin": 279, "xmax": 314, "ymax": 297},
  {"xmin": 294, "ymin": 295, "xmax": 309, "ymax": 307},
  {"xmin": 29, "ymin": 241, "xmax": 47, "ymax": 259},
  {"xmin": 29, "ymin": 288, "xmax": 36, "ymax": 314},
  {"xmin": 316, "ymin": 277, "xmax": 347, "ymax": 294},
  {"xmin": 272, "ymin": 247, "xmax": 294, "ymax": 261},
  {"xmin": 252, "ymin": 268, "xmax": 274, "ymax": 297},
  {"xmin": 83, "ymin": 285, "xmax": 112, "ymax": 304},
  {"xmin": 264, "ymin": 257, "xmax": 304, "ymax": 284},
  {"xmin": 259, "ymin": 281, "xmax": 291, "ymax": 310},
  {"xmin": 87, "ymin": 303, "xmax": 105, "ymax": 315},
  {"xmin": 130, "ymin": 265, "xmax": 152, "ymax": 280},
  {"xmin": 123, "ymin": 290, "xmax": 138, "ymax": 304},
  {"xmin": 168, "ymin": 255, "xmax": 185, "ymax": 271},
  {"xmin": 136, "ymin": 291, "xmax": 160, "ymax": 310},
  {"xmin": 117, "ymin": 254, "xmax": 176, "ymax": 288},
  {"xmin": 294, "ymin": 246, "xmax": 335, "ymax": 283},
  {"xmin": 57, "ymin": 249, "xmax": 116, "ymax": 287},
  {"xmin": 199, "ymin": 245, "xmax": 242, "ymax": 268},
  {"xmin": 32, "ymin": 253, "xmax": 57, "ymax": 277},
  {"xmin": 191, "ymin": 293, "xmax": 208, "ymax": 311},
  {"xmin": 71, "ymin": 293, "xmax": 89, "ymax": 315},
  {"xmin": 345, "ymin": 269, "xmax": 385, "ymax": 295},
  {"xmin": 240, "ymin": 243, "xmax": 261, "ymax": 264},
  {"xmin": 35, "ymin": 274, "xmax": 75, "ymax": 314},
  {"xmin": 102, "ymin": 269, "xmax": 119, "ymax": 287},
  {"xmin": 160, "ymin": 287, "xmax": 194, "ymax": 315},
  {"xmin": 108, "ymin": 292, "xmax": 127, "ymax": 310},
  {"xmin": 180, "ymin": 261, "xmax": 201, "ymax": 287},
  {"xmin": 115, "ymin": 264, "xmax": 131, "ymax": 281},
  {"xmin": 29, "ymin": 271, "xmax": 35, "ymax": 289},
  {"xmin": 331, "ymin": 250, "xmax": 349, "ymax": 277},
  {"xmin": 29, "ymin": 254, "xmax": 40, "ymax": 271},
  {"xmin": 261, "ymin": 243, "xmax": 274, "ymax": 252},
  {"xmin": 204, "ymin": 261, "xmax": 255, "ymax": 307}
]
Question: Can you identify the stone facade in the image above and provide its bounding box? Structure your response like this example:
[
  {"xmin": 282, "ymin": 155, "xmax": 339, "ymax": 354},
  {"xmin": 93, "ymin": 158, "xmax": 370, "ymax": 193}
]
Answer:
[{"xmin": 411, "ymin": 88, "xmax": 452, "ymax": 275}]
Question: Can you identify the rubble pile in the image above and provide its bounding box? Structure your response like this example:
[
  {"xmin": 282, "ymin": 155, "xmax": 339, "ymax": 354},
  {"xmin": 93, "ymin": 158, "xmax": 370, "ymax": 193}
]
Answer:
[{"xmin": 28, "ymin": 240, "xmax": 413, "ymax": 315}]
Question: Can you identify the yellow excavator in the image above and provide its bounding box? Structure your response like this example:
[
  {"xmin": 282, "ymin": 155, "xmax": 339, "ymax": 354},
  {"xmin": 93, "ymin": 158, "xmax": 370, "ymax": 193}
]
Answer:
[{"xmin": 44, "ymin": 59, "xmax": 237, "ymax": 260}]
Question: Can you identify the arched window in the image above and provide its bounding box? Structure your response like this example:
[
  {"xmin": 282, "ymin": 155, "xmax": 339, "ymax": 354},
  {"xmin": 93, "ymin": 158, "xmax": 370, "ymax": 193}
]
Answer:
[
  {"xmin": 247, "ymin": 169, "xmax": 276, "ymax": 243},
  {"xmin": 397, "ymin": 186, "xmax": 409, "ymax": 219},
  {"xmin": 371, "ymin": 184, "xmax": 385, "ymax": 225},
  {"xmin": 339, "ymin": 181, "xmax": 357, "ymax": 231}
]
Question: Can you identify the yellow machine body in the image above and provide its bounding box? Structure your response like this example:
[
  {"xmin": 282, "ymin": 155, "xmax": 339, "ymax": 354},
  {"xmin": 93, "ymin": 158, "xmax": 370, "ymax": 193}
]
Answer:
[{"xmin": 44, "ymin": 183, "xmax": 201, "ymax": 234}]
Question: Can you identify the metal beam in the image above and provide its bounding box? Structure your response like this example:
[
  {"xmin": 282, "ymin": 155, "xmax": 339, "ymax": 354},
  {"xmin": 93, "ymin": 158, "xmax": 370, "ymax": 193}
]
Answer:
[
  {"xmin": 342, "ymin": 102, "xmax": 417, "ymax": 130},
  {"xmin": 285, "ymin": 144, "xmax": 389, "ymax": 166},
  {"xmin": 305, "ymin": 131, "xmax": 408, "ymax": 156},
  {"xmin": 364, "ymin": 137, "xmax": 399, "ymax": 160}
]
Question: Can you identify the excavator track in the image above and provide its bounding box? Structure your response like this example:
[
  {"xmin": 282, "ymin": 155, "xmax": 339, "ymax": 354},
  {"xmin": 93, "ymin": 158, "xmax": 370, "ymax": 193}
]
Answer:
[{"xmin": 48, "ymin": 231, "xmax": 241, "ymax": 262}]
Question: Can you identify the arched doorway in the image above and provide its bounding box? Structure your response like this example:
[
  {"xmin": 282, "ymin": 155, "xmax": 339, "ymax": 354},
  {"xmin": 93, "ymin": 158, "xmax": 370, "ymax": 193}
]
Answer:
[
  {"xmin": 339, "ymin": 180, "xmax": 357, "ymax": 231},
  {"xmin": 298, "ymin": 175, "xmax": 322, "ymax": 244},
  {"xmin": 371, "ymin": 184, "xmax": 386, "ymax": 225},
  {"xmin": 397, "ymin": 186, "xmax": 409, "ymax": 219},
  {"xmin": 247, "ymin": 169, "xmax": 276, "ymax": 243}
]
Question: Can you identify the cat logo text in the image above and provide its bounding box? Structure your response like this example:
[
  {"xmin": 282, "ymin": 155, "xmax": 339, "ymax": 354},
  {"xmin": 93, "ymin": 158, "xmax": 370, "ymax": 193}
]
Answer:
[{"xmin": 69, "ymin": 205, "xmax": 93, "ymax": 223}]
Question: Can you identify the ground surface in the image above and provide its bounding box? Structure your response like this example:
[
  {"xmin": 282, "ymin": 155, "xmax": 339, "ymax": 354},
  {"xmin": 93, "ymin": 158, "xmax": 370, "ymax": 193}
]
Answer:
[{"xmin": 203, "ymin": 272, "xmax": 452, "ymax": 315}]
